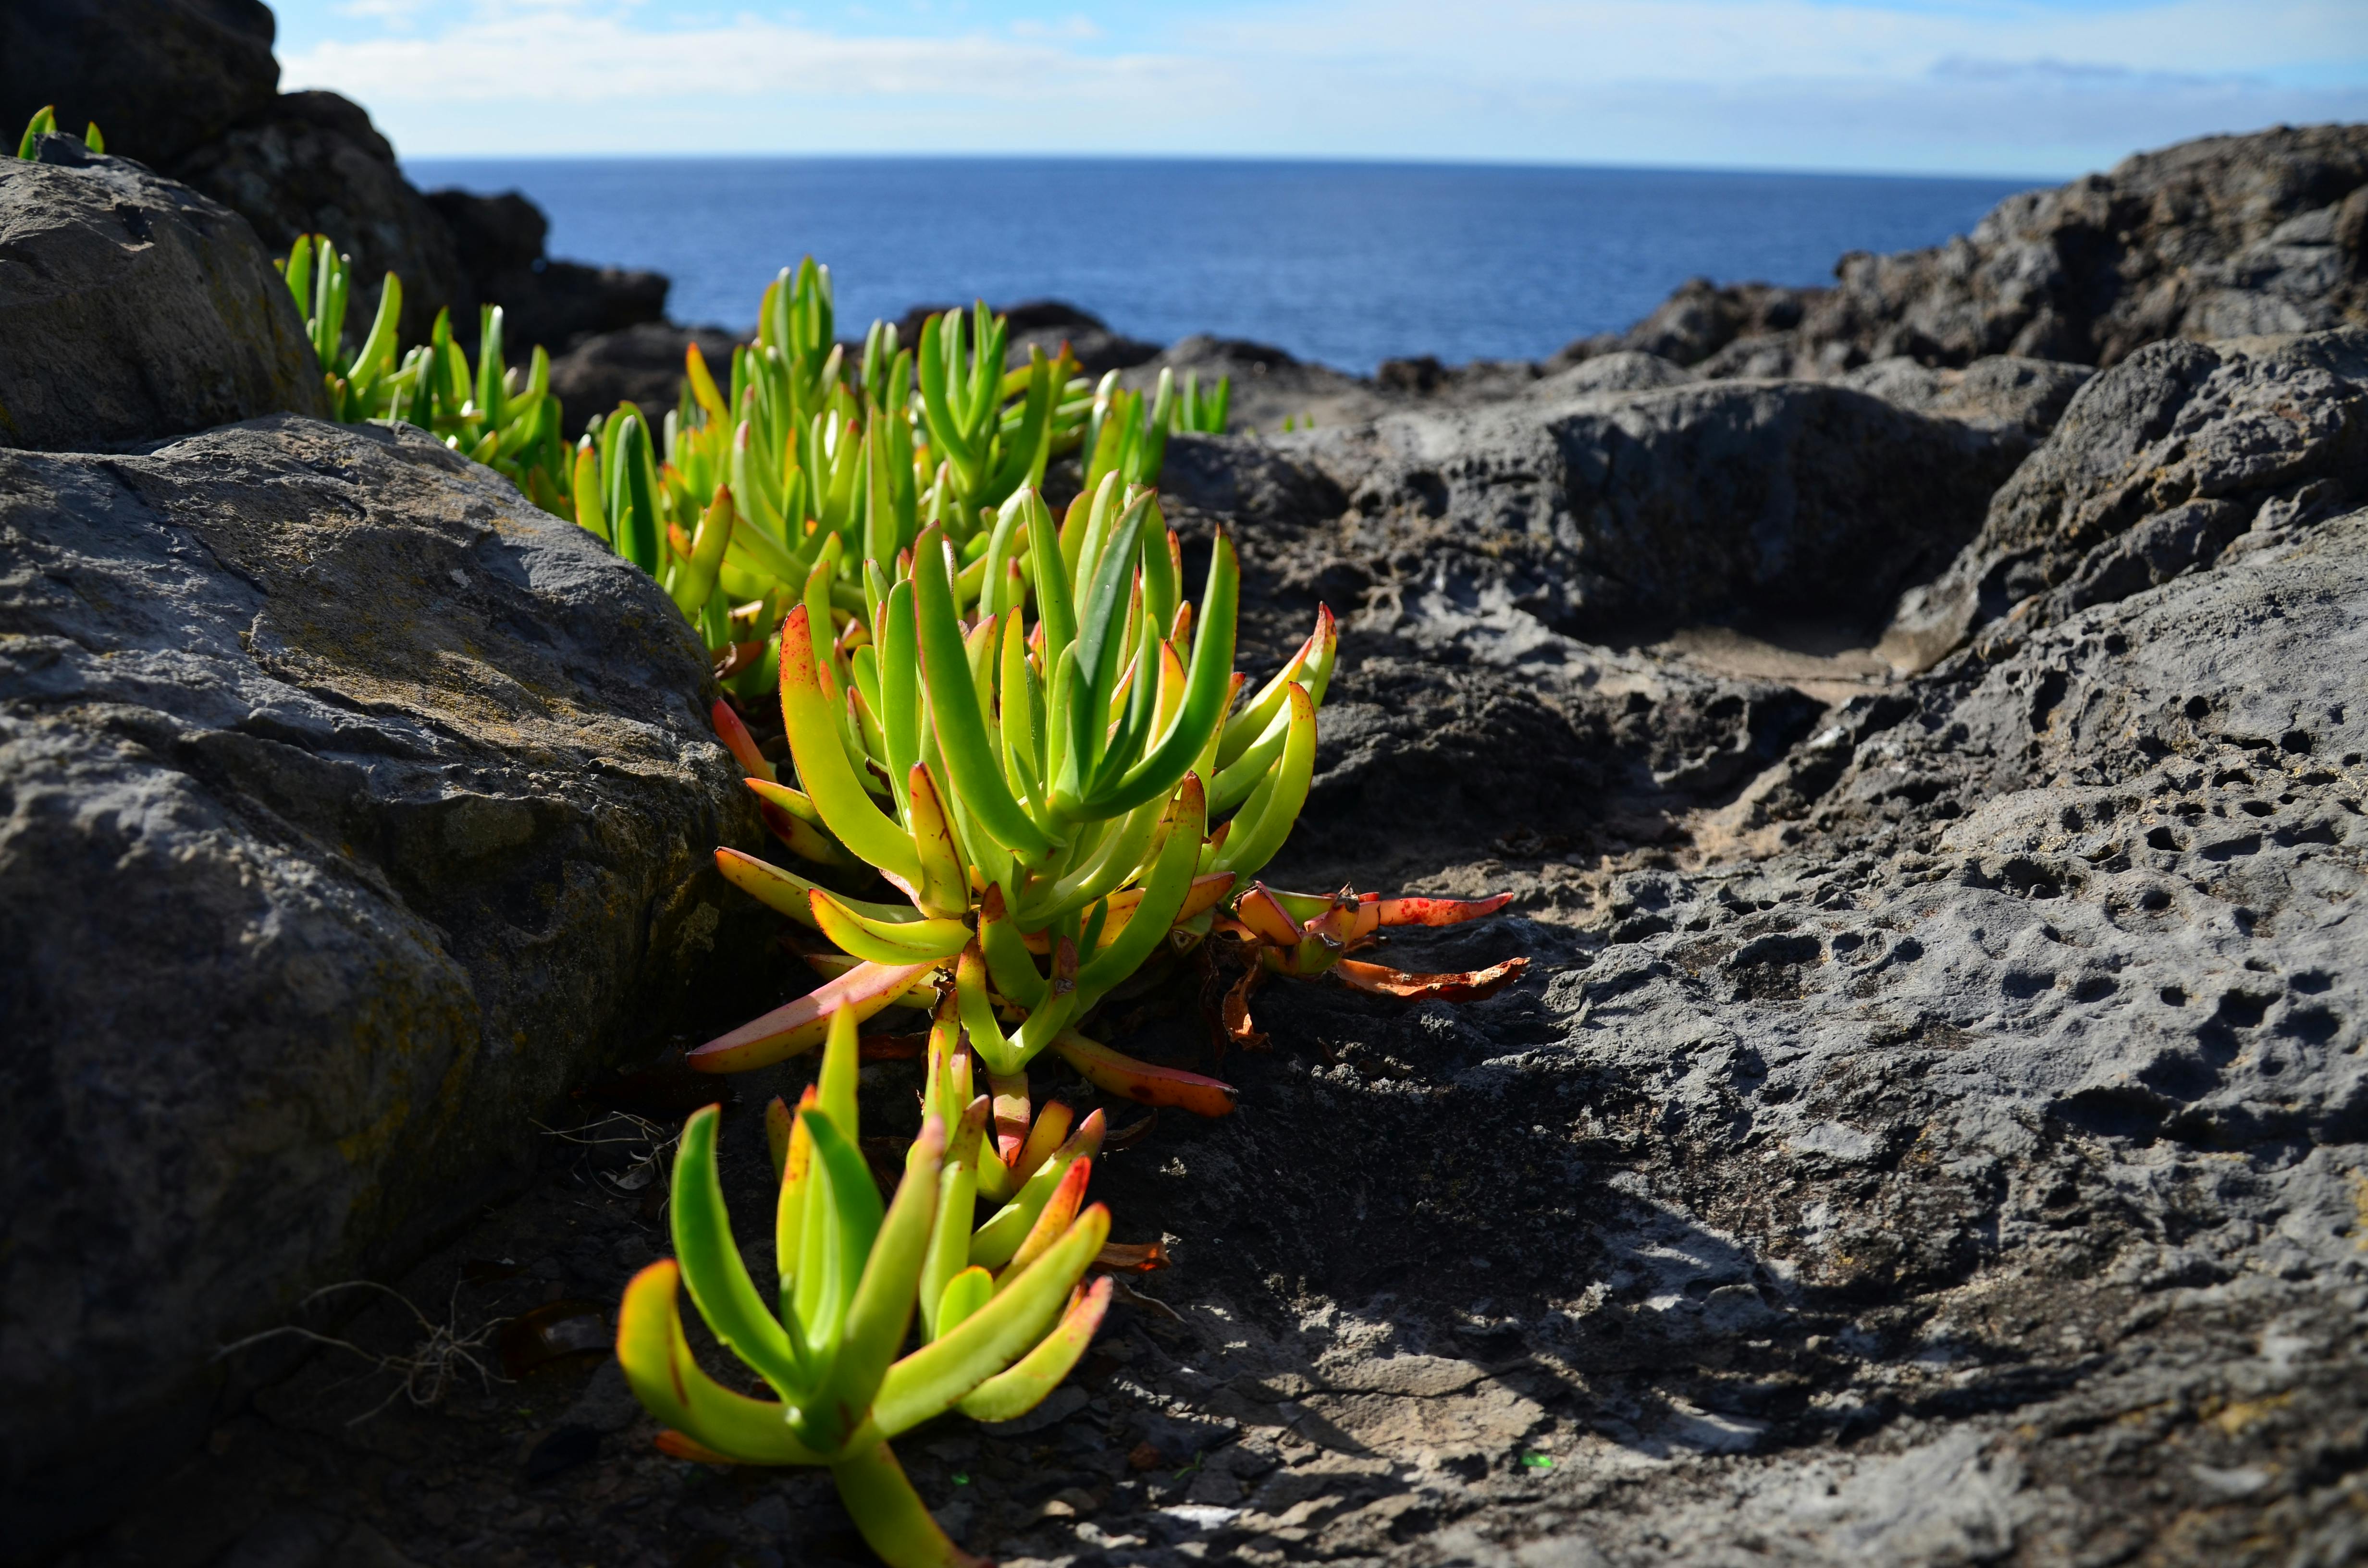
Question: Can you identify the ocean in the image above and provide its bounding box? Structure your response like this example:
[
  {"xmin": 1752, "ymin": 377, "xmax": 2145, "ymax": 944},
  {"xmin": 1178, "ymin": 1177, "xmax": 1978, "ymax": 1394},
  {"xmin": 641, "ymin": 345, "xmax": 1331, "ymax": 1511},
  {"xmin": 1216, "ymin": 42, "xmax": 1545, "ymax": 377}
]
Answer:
[{"xmin": 402, "ymin": 157, "xmax": 2039, "ymax": 374}]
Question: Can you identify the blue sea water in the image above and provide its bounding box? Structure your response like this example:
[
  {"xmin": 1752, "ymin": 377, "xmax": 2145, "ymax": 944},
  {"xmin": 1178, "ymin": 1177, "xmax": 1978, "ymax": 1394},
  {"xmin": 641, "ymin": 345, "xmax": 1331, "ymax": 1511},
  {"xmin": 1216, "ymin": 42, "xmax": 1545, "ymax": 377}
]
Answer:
[{"xmin": 402, "ymin": 158, "xmax": 2038, "ymax": 374}]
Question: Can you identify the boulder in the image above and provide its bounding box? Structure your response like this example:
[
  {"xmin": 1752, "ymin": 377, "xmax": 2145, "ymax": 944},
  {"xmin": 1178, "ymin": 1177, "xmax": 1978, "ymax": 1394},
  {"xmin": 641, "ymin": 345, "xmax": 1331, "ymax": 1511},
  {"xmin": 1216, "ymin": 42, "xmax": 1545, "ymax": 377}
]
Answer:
[
  {"xmin": 1045, "ymin": 502, "xmax": 2368, "ymax": 1568},
  {"xmin": 0, "ymin": 416, "xmax": 763, "ymax": 1558},
  {"xmin": 422, "ymin": 188, "xmax": 669, "ymax": 356},
  {"xmin": 1553, "ymin": 275, "xmax": 1822, "ymax": 369},
  {"xmin": 1267, "ymin": 377, "xmax": 2025, "ymax": 646},
  {"xmin": 0, "ymin": 139, "xmax": 325, "ymax": 450},
  {"xmin": 1159, "ymin": 430, "xmax": 1829, "ymax": 880},
  {"xmin": 4, "ymin": 3, "xmax": 681, "ymax": 371},
  {"xmin": 174, "ymin": 90, "xmax": 469, "ymax": 349},
  {"xmin": 546, "ymin": 322, "xmax": 745, "ymax": 440},
  {"xmin": 1607, "ymin": 123, "xmax": 2368, "ymax": 382},
  {"xmin": 1882, "ymin": 328, "xmax": 2368, "ymax": 672},
  {"xmin": 0, "ymin": 0, "xmax": 279, "ymax": 172}
]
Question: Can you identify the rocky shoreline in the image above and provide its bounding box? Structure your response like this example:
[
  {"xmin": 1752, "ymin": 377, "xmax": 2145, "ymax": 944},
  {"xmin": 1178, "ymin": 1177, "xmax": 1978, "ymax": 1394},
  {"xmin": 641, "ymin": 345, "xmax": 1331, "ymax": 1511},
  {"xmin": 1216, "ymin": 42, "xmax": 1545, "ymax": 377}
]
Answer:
[{"xmin": 4, "ymin": 10, "xmax": 2368, "ymax": 1566}]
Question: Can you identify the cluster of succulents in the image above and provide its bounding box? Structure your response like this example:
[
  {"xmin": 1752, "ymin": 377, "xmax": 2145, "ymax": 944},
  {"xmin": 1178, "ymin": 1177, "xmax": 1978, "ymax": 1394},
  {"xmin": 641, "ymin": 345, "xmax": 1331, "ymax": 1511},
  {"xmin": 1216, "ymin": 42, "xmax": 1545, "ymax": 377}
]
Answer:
[
  {"xmin": 247, "ymin": 225, "xmax": 1521, "ymax": 1565},
  {"xmin": 17, "ymin": 86, "xmax": 1532, "ymax": 1562},
  {"xmin": 605, "ymin": 261, "xmax": 1230, "ymax": 690},
  {"xmin": 693, "ymin": 470, "xmax": 1320, "ymax": 1107},
  {"xmin": 279, "ymin": 237, "xmax": 578, "ymax": 511}
]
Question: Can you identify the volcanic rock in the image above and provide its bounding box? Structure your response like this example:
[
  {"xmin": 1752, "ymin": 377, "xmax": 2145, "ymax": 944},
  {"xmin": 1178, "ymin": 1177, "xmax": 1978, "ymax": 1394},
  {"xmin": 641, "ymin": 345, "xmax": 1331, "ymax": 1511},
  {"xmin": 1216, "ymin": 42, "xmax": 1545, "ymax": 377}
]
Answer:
[
  {"xmin": 9, "ymin": 9, "xmax": 674, "ymax": 363},
  {"xmin": 174, "ymin": 90, "xmax": 469, "ymax": 348},
  {"xmin": 0, "ymin": 139, "xmax": 325, "ymax": 450},
  {"xmin": 1052, "ymin": 498, "xmax": 2368, "ymax": 1568},
  {"xmin": 1554, "ymin": 276, "xmax": 1822, "ymax": 369},
  {"xmin": 1592, "ymin": 123, "xmax": 2368, "ymax": 383},
  {"xmin": 1527, "ymin": 350, "xmax": 1696, "ymax": 399},
  {"xmin": 1882, "ymin": 327, "xmax": 2368, "ymax": 672},
  {"xmin": 0, "ymin": 416, "xmax": 764, "ymax": 1558},
  {"xmin": 0, "ymin": 0, "xmax": 279, "ymax": 172},
  {"xmin": 1257, "ymin": 377, "xmax": 2027, "ymax": 646},
  {"xmin": 187, "ymin": 330, "xmax": 2362, "ymax": 1568},
  {"xmin": 1836, "ymin": 354, "xmax": 2092, "ymax": 441}
]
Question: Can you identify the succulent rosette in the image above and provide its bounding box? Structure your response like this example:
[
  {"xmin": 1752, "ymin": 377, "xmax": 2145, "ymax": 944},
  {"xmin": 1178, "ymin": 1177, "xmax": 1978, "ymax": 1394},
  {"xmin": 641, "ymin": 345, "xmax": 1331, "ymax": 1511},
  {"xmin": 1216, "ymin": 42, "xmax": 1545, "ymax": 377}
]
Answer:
[{"xmin": 618, "ymin": 1008, "xmax": 1111, "ymax": 1568}]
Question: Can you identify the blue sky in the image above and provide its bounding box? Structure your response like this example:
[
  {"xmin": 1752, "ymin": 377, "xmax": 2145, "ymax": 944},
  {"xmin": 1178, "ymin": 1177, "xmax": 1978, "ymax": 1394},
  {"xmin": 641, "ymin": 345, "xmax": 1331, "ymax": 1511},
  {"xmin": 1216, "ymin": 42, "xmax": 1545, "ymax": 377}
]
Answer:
[{"xmin": 270, "ymin": 0, "xmax": 2368, "ymax": 176}]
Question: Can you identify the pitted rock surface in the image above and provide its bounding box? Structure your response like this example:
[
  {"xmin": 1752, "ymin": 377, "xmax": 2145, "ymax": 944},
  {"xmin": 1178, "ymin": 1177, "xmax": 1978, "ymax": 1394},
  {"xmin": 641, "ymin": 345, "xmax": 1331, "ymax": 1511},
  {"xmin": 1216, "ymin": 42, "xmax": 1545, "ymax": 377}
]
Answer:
[
  {"xmin": 0, "ymin": 416, "xmax": 765, "ymax": 1558},
  {"xmin": 75, "ymin": 499, "xmax": 2362, "ymax": 1568}
]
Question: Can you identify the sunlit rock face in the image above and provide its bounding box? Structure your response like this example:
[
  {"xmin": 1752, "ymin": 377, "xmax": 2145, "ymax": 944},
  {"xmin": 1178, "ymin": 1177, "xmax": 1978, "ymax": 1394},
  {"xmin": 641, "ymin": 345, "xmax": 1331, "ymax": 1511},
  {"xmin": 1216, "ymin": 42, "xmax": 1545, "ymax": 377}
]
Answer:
[{"xmin": 0, "ymin": 141, "xmax": 326, "ymax": 451}]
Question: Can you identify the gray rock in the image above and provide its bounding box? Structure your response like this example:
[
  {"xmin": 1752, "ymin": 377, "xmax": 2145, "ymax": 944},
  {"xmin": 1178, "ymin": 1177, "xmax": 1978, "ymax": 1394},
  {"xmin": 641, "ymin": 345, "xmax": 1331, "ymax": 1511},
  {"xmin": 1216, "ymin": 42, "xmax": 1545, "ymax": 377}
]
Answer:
[
  {"xmin": 1837, "ymin": 355, "xmax": 2093, "ymax": 441},
  {"xmin": 1275, "ymin": 646, "xmax": 1819, "ymax": 884},
  {"xmin": 1881, "ymin": 328, "xmax": 2368, "ymax": 672},
  {"xmin": 0, "ymin": 0, "xmax": 279, "ymax": 172},
  {"xmin": 0, "ymin": 142, "xmax": 325, "ymax": 450},
  {"xmin": 1613, "ymin": 123, "xmax": 2368, "ymax": 382},
  {"xmin": 562, "ymin": 1361, "xmax": 644, "ymax": 1435},
  {"xmin": 1070, "ymin": 502, "xmax": 2368, "ymax": 1568},
  {"xmin": 0, "ymin": 416, "xmax": 762, "ymax": 1556},
  {"xmin": 1282, "ymin": 377, "xmax": 2022, "ymax": 645},
  {"xmin": 1553, "ymin": 276, "xmax": 1819, "ymax": 369},
  {"xmin": 1526, "ymin": 351, "xmax": 1694, "ymax": 399},
  {"xmin": 1159, "ymin": 432, "xmax": 1347, "ymax": 523},
  {"xmin": 1690, "ymin": 327, "xmax": 1822, "ymax": 380},
  {"xmin": 44, "ymin": 367, "xmax": 2368, "ymax": 1568}
]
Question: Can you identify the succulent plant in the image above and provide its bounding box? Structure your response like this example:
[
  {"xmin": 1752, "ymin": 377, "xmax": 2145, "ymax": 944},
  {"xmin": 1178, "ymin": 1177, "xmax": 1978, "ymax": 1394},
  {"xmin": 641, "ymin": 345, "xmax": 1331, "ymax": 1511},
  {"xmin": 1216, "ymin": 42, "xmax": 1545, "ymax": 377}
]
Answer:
[
  {"xmin": 1173, "ymin": 368, "xmax": 1230, "ymax": 436},
  {"xmin": 646, "ymin": 269, "xmax": 1120, "ymax": 685},
  {"xmin": 259, "ymin": 235, "xmax": 1227, "ymax": 694},
  {"xmin": 252, "ymin": 230, "xmax": 1522, "ymax": 1098},
  {"xmin": 14, "ymin": 106, "xmax": 101, "ymax": 158},
  {"xmin": 693, "ymin": 474, "xmax": 1312, "ymax": 1133},
  {"xmin": 277, "ymin": 237, "xmax": 574, "ymax": 512},
  {"xmin": 617, "ymin": 1007, "xmax": 1111, "ymax": 1568}
]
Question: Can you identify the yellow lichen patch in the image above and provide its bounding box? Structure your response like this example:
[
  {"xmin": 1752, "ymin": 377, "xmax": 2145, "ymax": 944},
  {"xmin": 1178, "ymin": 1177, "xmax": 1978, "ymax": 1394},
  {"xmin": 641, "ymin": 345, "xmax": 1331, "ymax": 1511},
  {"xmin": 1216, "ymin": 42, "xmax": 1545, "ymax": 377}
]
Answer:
[
  {"xmin": 2208, "ymin": 1391, "xmax": 2293, "ymax": 1438},
  {"xmin": 2351, "ymin": 1171, "xmax": 2368, "ymax": 1249},
  {"xmin": 336, "ymin": 1095, "xmax": 413, "ymax": 1164}
]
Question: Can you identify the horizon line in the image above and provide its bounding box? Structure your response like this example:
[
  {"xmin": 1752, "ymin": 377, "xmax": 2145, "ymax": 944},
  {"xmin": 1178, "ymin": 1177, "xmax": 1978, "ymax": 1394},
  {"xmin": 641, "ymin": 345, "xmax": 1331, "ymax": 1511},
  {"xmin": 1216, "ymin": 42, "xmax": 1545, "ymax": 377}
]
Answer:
[{"xmin": 391, "ymin": 147, "xmax": 2072, "ymax": 186}]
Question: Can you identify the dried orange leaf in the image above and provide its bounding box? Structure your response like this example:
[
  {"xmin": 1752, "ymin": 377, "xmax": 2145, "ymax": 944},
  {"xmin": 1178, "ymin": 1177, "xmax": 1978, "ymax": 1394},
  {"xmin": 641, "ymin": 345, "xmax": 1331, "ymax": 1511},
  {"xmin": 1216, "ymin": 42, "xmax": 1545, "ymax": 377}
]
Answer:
[{"xmin": 1331, "ymin": 956, "xmax": 1529, "ymax": 1002}]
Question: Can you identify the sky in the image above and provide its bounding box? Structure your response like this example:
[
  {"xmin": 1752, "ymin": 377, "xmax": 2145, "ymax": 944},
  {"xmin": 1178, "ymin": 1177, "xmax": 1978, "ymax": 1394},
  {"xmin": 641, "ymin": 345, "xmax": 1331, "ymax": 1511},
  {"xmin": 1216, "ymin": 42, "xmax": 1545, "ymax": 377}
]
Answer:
[{"xmin": 270, "ymin": 0, "xmax": 2368, "ymax": 178}]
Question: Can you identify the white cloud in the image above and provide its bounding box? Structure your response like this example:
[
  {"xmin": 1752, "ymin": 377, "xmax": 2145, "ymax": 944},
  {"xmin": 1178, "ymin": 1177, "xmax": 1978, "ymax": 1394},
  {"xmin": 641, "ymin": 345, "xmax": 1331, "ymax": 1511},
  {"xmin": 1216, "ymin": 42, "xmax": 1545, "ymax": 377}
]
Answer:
[
  {"xmin": 279, "ymin": 0, "xmax": 2368, "ymax": 169},
  {"xmin": 287, "ymin": 17, "xmax": 1208, "ymax": 106},
  {"xmin": 1009, "ymin": 15, "xmax": 1102, "ymax": 41}
]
